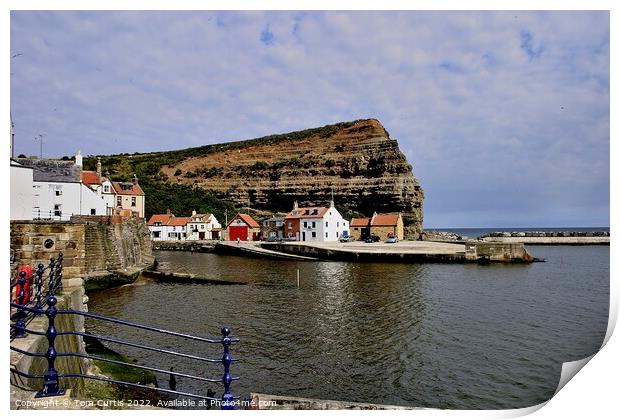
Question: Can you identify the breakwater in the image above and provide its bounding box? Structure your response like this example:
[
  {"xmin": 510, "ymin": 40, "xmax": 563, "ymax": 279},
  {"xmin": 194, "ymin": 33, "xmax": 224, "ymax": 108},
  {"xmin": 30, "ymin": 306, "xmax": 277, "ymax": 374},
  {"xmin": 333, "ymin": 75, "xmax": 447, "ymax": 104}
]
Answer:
[
  {"xmin": 479, "ymin": 231, "xmax": 609, "ymax": 245},
  {"xmin": 151, "ymin": 240, "xmax": 217, "ymax": 252},
  {"xmin": 141, "ymin": 269, "xmax": 247, "ymax": 285}
]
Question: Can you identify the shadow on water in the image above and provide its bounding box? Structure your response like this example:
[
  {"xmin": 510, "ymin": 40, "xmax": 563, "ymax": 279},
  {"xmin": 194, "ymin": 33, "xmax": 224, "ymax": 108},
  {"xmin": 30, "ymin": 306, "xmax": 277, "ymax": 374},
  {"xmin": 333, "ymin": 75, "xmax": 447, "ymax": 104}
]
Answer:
[{"xmin": 86, "ymin": 247, "xmax": 609, "ymax": 409}]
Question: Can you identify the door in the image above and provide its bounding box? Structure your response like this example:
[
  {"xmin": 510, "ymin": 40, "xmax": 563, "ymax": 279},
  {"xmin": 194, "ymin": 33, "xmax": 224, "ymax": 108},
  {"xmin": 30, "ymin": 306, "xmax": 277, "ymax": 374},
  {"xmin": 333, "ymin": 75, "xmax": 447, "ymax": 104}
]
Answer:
[
  {"xmin": 302, "ymin": 232, "xmax": 306, "ymax": 241},
  {"xmin": 229, "ymin": 226, "xmax": 248, "ymax": 241}
]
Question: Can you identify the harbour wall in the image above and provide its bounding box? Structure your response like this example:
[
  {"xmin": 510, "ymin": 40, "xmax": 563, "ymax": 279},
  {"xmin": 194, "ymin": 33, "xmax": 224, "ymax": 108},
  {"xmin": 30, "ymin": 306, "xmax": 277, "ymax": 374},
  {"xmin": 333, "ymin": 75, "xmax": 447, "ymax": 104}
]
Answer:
[
  {"xmin": 151, "ymin": 240, "xmax": 217, "ymax": 253},
  {"xmin": 10, "ymin": 217, "xmax": 155, "ymax": 284}
]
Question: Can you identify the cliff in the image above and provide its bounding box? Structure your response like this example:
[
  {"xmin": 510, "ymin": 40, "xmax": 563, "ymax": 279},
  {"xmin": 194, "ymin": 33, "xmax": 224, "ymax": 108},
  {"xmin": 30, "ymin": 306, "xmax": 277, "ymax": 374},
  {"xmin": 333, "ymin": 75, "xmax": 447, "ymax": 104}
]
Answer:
[{"xmin": 90, "ymin": 119, "xmax": 425, "ymax": 238}]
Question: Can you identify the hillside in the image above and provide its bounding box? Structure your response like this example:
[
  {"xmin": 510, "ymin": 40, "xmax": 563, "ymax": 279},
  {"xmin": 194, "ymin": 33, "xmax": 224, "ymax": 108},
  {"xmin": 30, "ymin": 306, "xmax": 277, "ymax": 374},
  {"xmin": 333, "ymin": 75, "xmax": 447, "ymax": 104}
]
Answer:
[{"xmin": 85, "ymin": 119, "xmax": 425, "ymax": 237}]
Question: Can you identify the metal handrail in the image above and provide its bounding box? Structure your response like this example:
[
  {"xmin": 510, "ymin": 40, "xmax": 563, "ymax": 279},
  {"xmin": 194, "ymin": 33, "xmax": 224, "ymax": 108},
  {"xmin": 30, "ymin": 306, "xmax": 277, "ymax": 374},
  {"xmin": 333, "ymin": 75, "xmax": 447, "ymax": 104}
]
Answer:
[
  {"xmin": 10, "ymin": 254, "xmax": 63, "ymax": 340},
  {"xmin": 10, "ymin": 253, "xmax": 240, "ymax": 409}
]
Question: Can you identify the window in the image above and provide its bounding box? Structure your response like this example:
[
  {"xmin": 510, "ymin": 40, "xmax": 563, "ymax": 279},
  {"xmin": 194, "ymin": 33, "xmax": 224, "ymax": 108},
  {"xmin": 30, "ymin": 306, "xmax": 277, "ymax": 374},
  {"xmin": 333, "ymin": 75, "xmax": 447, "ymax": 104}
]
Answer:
[
  {"xmin": 55, "ymin": 190, "xmax": 62, "ymax": 196},
  {"xmin": 312, "ymin": 221, "xmax": 316, "ymax": 228},
  {"xmin": 201, "ymin": 225, "xmax": 204, "ymax": 229},
  {"xmin": 303, "ymin": 221, "xmax": 307, "ymax": 228},
  {"xmin": 116, "ymin": 197, "xmax": 122, "ymax": 206},
  {"xmin": 312, "ymin": 232, "xmax": 316, "ymax": 238},
  {"xmin": 131, "ymin": 197, "xmax": 136, "ymax": 207},
  {"xmin": 104, "ymin": 185, "xmax": 110, "ymax": 193},
  {"xmin": 325, "ymin": 221, "xmax": 328, "ymax": 228},
  {"xmin": 90, "ymin": 208, "xmax": 96, "ymax": 215},
  {"xmin": 337, "ymin": 222, "xmax": 339, "ymax": 227},
  {"xmin": 325, "ymin": 232, "xmax": 329, "ymax": 238},
  {"xmin": 54, "ymin": 204, "xmax": 61, "ymax": 217},
  {"xmin": 153, "ymin": 231, "xmax": 160, "ymax": 238}
]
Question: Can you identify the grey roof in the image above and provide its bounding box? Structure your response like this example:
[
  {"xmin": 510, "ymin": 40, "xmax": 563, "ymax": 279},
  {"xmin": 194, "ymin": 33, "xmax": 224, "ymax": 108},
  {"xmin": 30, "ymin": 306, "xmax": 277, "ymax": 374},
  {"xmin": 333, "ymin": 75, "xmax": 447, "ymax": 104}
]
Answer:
[{"xmin": 15, "ymin": 158, "xmax": 81, "ymax": 183}]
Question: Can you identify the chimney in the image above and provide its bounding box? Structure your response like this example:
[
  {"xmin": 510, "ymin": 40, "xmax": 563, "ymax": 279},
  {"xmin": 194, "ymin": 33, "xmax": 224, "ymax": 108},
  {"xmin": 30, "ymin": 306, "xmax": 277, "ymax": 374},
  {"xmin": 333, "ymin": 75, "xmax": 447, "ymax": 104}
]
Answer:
[
  {"xmin": 132, "ymin": 174, "xmax": 138, "ymax": 185},
  {"xmin": 166, "ymin": 209, "xmax": 171, "ymax": 215},
  {"xmin": 293, "ymin": 200, "xmax": 298, "ymax": 210},
  {"xmin": 96, "ymin": 157, "xmax": 102, "ymax": 176},
  {"xmin": 75, "ymin": 150, "xmax": 83, "ymax": 167},
  {"xmin": 192, "ymin": 210, "xmax": 196, "ymax": 216}
]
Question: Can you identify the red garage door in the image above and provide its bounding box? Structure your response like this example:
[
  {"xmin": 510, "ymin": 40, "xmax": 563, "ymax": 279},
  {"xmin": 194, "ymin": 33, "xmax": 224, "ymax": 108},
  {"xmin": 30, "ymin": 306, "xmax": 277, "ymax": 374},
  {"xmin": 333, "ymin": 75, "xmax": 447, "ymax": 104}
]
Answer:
[{"xmin": 229, "ymin": 226, "xmax": 248, "ymax": 241}]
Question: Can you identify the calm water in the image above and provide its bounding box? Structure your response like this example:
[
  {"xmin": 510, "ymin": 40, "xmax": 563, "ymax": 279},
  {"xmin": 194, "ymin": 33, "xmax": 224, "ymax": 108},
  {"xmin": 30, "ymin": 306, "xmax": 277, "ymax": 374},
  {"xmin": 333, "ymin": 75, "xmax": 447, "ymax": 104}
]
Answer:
[{"xmin": 87, "ymin": 246, "xmax": 609, "ymax": 409}]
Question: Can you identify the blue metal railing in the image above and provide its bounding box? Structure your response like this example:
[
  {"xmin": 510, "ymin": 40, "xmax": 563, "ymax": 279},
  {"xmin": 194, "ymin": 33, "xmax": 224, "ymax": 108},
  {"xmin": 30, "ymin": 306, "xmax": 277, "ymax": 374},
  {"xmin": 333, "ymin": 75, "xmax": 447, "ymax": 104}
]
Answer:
[
  {"xmin": 10, "ymin": 253, "xmax": 239, "ymax": 409},
  {"xmin": 10, "ymin": 254, "xmax": 63, "ymax": 339}
]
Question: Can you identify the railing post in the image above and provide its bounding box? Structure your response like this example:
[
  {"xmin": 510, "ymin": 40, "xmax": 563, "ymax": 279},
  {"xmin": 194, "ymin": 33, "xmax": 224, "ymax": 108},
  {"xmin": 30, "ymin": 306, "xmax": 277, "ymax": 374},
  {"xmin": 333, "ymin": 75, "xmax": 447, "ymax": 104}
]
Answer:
[
  {"xmin": 220, "ymin": 326, "xmax": 234, "ymax": 410},
  {"xmin": 47, "ymin": 257, "xmax": 56, "ymax": 297},
  {"xmin": 35, "ymin": 295, "xmax": 65, "ymax": 398},
  {"xmin": 13, "ymin": 270, "xmax": 28, "ymax": 338},
  {"xmin": 34, "ymin": 263, "xmax": 45, "ymax": 312},
  {"xmin": 55, "ymin": 253, "xmax": 63, "ymax": 291}
]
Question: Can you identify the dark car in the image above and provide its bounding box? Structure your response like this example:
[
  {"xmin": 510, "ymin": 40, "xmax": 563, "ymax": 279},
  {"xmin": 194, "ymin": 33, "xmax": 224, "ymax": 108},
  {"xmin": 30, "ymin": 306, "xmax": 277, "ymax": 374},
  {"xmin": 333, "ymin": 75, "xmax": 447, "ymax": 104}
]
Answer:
[{"xmin": 364, "ymin": 235, "xmax": 380, "ymax": 243}]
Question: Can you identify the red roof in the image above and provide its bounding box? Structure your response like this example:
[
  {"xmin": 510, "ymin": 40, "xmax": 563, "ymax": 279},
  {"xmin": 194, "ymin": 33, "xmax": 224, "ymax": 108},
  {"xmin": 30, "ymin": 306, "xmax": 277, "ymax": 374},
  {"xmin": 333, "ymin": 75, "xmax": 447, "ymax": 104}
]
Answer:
[
  {"xmin": 350, "ymin": 217, "xmax": 370, "ymax": 227},
  {"xmin": 285, "ymin": 207, "xmax": 329, "ymax": 219},
  {"xmin": 371, "ymin": 213, "xmax": 401, "ymax": 226},
  {"xmin": 229, "ymin": 213, "xmax": 260, "ymax": 228},
  {"xmin": 81, "ymin": 170, "xmax": 101, "ymax": 187},
  {"xmin": 112, "ymin": 181, "xmax": 145, "ymax": 196},
  {"xmin": 169, "ymin": 216, "xmax": 191, "ymax": 226},
  {"xmin": 147, "ymin": 214, "xmax": 174, "ymax": 226}
]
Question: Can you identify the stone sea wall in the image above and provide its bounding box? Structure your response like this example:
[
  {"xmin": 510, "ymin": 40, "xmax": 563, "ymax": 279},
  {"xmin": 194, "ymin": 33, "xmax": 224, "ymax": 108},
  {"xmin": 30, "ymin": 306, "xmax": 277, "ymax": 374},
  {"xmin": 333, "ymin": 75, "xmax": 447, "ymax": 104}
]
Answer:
[{"xmin": 10, "ymin": 217, "xmax": 154, "ymax": 283}]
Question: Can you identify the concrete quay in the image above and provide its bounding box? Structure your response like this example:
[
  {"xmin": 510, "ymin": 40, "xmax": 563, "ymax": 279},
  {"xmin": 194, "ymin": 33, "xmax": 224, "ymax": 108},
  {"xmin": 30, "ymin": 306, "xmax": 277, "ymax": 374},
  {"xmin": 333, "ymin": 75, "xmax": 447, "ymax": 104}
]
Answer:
[
  {"xmin": 215, "ymin": 241, "xmax": 319, "ymax": 261},
  {"xmin": 261, "ymin": 240, "xmax": 537, "ymax": 263}
]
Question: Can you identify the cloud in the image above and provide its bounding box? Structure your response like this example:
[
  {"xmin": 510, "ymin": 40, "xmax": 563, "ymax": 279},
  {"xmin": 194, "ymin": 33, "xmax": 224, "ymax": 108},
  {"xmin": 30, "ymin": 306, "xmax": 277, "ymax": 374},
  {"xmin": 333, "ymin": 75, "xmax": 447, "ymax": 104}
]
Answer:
[{"xmin": 9, "ymin": 11, "xmax": 610, "ymax": 227}]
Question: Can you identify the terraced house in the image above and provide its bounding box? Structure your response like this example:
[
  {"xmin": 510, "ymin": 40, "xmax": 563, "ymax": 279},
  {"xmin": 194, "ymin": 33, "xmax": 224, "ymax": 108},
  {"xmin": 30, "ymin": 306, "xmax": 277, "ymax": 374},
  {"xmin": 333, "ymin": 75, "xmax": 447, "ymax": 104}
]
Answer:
[{"xmin": 283, "ymin": 201, "xmax": 349, "ymax": 242}]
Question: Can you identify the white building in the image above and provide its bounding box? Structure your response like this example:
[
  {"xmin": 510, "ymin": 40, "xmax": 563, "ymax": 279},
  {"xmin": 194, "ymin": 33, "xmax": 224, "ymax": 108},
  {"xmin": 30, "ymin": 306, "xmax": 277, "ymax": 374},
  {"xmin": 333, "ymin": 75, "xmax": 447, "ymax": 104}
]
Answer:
[
  {"xmin": 284, "ymin": 201, "xmax": 350, "ymax": 242},
  {"xmin": 14, "ymin": 157, "xmax": 108, "ymax": 221},
  {"xmin": 186, "ymin": 211, "xmax": 221, "ymax": 240},
  {"xmin": 80, "ymin": 156, "xmax": 117, "ymax": 215},
  {"xmin": 147, "ymin": 211, "xmax": 192, "ymax": 241},
  {"xmin": 10, "ymin": 160, "xmax": 34, "ymax": 220}
]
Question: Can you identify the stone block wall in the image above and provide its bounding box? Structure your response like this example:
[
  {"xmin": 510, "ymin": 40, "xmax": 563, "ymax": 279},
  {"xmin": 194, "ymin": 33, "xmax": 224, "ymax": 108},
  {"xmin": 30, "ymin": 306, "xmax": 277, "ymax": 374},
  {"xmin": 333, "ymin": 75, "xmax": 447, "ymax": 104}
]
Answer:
[
  {"xmin": 10, "ymin": 221, "xmax": 87, "ymax": 279},
  {"xmin": 10, "ymin": 217, "xmax": 154, "ymax": 281}
]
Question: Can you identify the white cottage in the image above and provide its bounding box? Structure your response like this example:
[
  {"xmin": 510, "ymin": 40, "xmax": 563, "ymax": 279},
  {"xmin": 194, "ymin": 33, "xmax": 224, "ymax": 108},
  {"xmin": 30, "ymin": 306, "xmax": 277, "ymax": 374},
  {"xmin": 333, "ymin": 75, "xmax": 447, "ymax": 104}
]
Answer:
[
  {"xmin": 283, "ymin": 201, "xmax": 349, "ymax": 242},
  {"xmin": 186, "ymin": 211, "xmax": 221, "ymax": 240}
]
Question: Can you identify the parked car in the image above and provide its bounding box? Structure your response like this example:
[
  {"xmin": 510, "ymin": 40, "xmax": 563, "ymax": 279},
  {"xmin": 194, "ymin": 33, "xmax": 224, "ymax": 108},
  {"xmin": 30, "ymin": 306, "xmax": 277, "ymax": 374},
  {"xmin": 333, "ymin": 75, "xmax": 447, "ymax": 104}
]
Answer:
[
  {"xmin": 339, "ymin": 235, "xmax": 355, "ymax": 242},
  {"xmin": 364, "ymin": 234, "xmax": 380, "ymax": 243},
  {"xmin": 385, "ymin": 236, "xmax": 399, "ymax": 243}
]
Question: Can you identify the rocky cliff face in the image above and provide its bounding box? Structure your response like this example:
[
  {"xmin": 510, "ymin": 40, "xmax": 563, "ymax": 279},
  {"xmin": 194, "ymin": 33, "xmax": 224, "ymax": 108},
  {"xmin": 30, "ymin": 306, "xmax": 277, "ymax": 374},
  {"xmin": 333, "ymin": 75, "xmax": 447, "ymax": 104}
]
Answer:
[{"xmin": 161, "ymin": 119, "xmax": 424, "ymax": 237}]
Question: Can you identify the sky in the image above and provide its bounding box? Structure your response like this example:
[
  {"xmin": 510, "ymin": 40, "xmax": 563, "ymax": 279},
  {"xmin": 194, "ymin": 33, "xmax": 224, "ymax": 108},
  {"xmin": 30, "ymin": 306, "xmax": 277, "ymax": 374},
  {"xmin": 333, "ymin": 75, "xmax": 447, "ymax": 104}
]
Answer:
[{"xmin": 9, "ymin": 10, "xmax": 610, "ymax": 228}]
